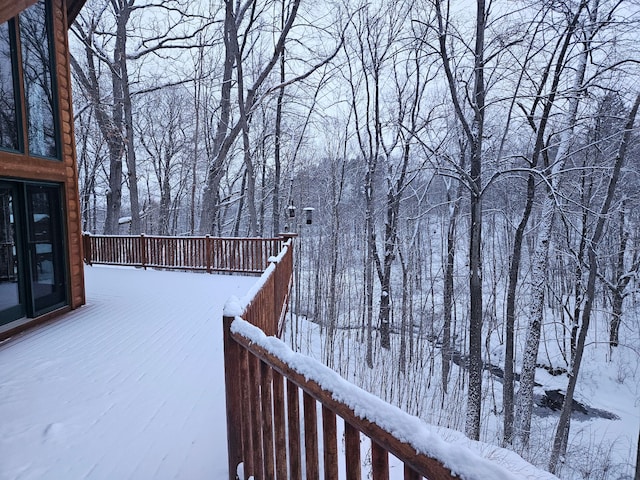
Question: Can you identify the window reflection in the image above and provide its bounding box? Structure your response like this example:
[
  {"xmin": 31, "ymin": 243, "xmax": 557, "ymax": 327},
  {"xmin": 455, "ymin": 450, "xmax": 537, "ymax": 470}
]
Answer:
[
  {"xmin": 0, "ymin": 188, "xmax": 20, "ymax": 319},
  {"xmin": 0, "ymin": 21, "xmax": 19, "ymax": 151},
  {"xmin": 27, "ymin": 185, "xmax": 66, "ymax": 313},
  {"xmin": 20, "ymin": 0, "xmax": 58, "ymax": 158}
]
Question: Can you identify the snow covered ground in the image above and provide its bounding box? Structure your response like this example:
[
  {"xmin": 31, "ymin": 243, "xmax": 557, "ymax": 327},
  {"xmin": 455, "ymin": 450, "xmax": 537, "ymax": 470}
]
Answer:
[
  {"xmin": 0, "ymin": 265, "xmax": 255, "ymax": 480},
  {"xmin": 1, "ymin": 264, "xmax": 624, "ymax": 479}
]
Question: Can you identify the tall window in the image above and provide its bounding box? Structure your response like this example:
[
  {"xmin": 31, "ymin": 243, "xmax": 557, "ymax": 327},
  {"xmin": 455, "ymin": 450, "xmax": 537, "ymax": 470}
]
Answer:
[
  {"xmin": 0, "ymin": 21, "xmax": 19, "ymax": 151},
  {"xmin": 20, "ymin": 0, "xmax": 59, "ymax": 158},
  {"xmin": 0, "ymin": 0, "xmax": 60, "ymax": 159}
]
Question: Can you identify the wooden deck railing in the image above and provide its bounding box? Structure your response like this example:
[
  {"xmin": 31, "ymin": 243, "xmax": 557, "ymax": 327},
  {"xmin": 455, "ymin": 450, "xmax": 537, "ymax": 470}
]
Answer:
[
  {"xmin": 82, "ymin": 234, "xmax": 283, "ymax": 274},
  {"xmin": 83, "ymin": 233, "xmax": 496, "ymax": 479},
  {"xmin": 223, "ymin": 241, "xmax": 461, "ymax": 480}
]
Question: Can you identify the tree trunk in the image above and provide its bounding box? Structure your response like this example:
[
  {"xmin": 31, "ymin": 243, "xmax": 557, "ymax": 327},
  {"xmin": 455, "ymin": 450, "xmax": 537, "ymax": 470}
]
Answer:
[
  {"xmin": 610, "ymin": 290, "xmax": 623, "ymax": 347},
  {"xmin": 609, "ymin": 208, "xmax": 628, "ymax": 349},
  {"xmin": 502, "ymin": 171, "xmax": 535, "ymax": 445},
  {"xmin": 399, "ymin": 249, "xmax": 409, "ymax": 374},
  {"xmin": 378, "ymin": 184, "xmax": 399, "ymax": 349},
  {"xmin": 198, "ymin": 0, "xmax": 235, "ymax": 234},
  {"xmin": 117, "ymin": 3, "xmax": 140, "ymax": 234},
  {"xmin": 233, "ymin": 170, "xmax": 247, "ymax": 237},
  {"xmin": 514, "ymin": 2, "xmax": 592, "ymax": 446},
  {"xmin": 365, "ymin": 165, "xmax": 375, "ymax": 369},
  {"xmin": 465, "ymin": 0, "xmax": 486, "ymax": 442},
  {"xmin": 442, "ymin": 165, "xmax": 464, "ymax": 395},
  {"xmin": 189, "ymin": 47, "xmax": 203, "ymax": 235},
  {"xmin": 272, "ymin": 2, "xmax": 286, "ymax": 236},
  {"xmin": 502, "ymin": 0, "xmax": 587, "ymax": 444}
]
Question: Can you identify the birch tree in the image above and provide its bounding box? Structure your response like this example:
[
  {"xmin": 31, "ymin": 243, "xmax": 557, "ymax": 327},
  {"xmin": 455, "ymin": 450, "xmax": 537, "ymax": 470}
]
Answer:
[
  {"xmin": 514, "ymin": 0, "xmax": 598, "ymax": 448},
  {"xmin": 502, "ymin": 0, "xmax": 589, "ymax": 445}
]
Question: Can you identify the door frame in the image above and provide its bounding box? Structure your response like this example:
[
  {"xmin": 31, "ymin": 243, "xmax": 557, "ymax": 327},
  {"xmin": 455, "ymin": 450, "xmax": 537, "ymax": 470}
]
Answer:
[
  {"xmin": 0, "ymin": 178, "xmax": 68, "ymax": 325},
  {"xmin": 0, "ymin": 181, "xmax": 26, "ymax": 325}
]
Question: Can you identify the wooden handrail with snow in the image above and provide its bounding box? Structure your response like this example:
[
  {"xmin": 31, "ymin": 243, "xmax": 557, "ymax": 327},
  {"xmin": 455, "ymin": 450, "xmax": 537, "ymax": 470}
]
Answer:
[
  {"xmin": 224, "ymin": 319, "xmax": 459, "ymax": 480},
  {"xmin": 222, "ymin": 238, "xmax": 461, "ymax": 480},
  {"xmin": 82, "ymin": 234, "xmax": 283, "ymax": 274}
]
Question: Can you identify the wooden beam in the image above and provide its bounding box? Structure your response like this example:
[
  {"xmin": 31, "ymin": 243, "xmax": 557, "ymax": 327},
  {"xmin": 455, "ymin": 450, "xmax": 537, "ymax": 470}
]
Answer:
[
  {"xmin": 0, "ymin": 0, "xmax": 86, "ymax": 29},
  {"xmin": 66, "ymin": 0, "xmax": 86, "ymax": 27},
  {"xmin": 0, "ymin": 0, "xmax": 38, "ymax": 25}
]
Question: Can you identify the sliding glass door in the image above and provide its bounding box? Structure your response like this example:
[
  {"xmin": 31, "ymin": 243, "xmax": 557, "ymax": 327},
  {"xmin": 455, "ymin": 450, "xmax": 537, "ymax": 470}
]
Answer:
[
  {"xmin": 0, "ymin": 183, "xmax": 25, "ymax": 324},
  {"xmin": 25, "ymin": 184, "xmax": 66, "ymax": 314},
  {"xmin": 0, "ymin": 181, "xmax": 66, "ymax": 325}
]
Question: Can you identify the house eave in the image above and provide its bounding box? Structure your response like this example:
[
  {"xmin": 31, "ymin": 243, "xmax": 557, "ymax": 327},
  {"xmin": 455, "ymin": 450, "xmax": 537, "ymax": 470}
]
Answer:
[
  {"xmin": 0, "ymin": 0, "xmax": 39, "ymax": 25},
  {"xmin": 66, "ymin": 0, "xmax": 87, "ymax": 27},
  {"xmin": 0, "ymin": 0, "xmax": 87, "ymax": 28}
]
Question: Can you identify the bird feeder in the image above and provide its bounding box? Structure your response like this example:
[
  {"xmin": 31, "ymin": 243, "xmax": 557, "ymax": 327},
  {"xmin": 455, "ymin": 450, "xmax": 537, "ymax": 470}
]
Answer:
[
  {"xmin": 303, "ymin": 207, "xmax": 314, "ymax": 225},
  {"xmin": 287, "ymin": 201, "xmax": 296, "ymax": 218}
]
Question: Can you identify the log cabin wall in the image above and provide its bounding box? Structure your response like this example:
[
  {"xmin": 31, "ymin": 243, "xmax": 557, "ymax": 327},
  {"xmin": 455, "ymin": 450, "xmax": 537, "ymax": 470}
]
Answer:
[
  {"xmin": 0, "ymin": 0, "xmax": 39, "ymax": 25},
  {"xmin": 54, "ymin": 0, "xmax": 85, "ymax": 310},
  {"xmin": 0, "ymin": 0, "xmax": 85, "ymax": 337}
]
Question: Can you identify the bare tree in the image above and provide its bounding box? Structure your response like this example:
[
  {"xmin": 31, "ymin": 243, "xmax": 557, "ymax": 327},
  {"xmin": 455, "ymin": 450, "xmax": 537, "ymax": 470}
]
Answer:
[
  {"xmin": 548, "ymin": 92, "xmax": 639, "ymax": 472},
  {"xmin": 71, "ymin": 0, "xmax": 210, "ymax": 234},
  {"xmin": 502, "ymin": 0, "xmax": 589, "ymax": 446},
  {"xmin": 199, "ymin": 0, "xmax": 339, "ymax": 235},
  {"xmin": 514, "ymin": 0, "xmax": 613, "ymax": 449},
  {"xmin": 432, "ymin": 0, "xmax": 487, "ymax": 441},
  {"xmin": 137, "ymin": 87, "xmax": 189, "ymax": 235}
]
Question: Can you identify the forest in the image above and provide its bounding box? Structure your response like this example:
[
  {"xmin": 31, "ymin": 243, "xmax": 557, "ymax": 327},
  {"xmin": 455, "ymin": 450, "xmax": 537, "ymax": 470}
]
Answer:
[{"xmin": 69, "ymin": 0, "xmax": 640, "ymax": 477}]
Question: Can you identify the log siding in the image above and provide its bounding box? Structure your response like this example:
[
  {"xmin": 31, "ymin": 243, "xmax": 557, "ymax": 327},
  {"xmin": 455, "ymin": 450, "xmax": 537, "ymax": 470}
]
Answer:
[{"xmin": 0, "ymin": 0, "xmax": 85, "ymax": 339}]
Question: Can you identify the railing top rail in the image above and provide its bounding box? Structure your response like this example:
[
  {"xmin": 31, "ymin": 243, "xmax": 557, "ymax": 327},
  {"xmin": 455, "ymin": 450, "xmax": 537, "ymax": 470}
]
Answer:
[
  {"xmin": 84, "ymin": 233, "xmax": 284, "ymax": 242},
  {"xmin": 227, "ymin": 316, "xmax": 530, "ymax": 480},
  {"xmin": 223, "ymin": 239, "xmax": 292, "ymax": 317},
  {"xmin": 82, "ymin": 234, "xmax": 287, "ymax": 275}
]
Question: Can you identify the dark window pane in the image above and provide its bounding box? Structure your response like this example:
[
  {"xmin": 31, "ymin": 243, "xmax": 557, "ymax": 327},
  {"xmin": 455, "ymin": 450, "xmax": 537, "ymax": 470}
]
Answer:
[
  {"xmin": 27, "ymin": 185, "xmax": 66, "ymax": 314},
  {"xmin": 0, "ymin": 185, "xmax": 24, "ymax": 324},
  {"xmin": 20, "ymin": 0, "xmax": 58, "ymax": 159},
  {"xmin": 0, "ymin": 22, "xmax": 19, "ymax": 151}
]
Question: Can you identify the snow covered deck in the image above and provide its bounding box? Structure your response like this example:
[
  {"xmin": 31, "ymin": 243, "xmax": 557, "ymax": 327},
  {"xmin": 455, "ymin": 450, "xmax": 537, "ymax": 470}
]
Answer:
[{"xmin": 0, "ymin": 265, "xmax": 256, "ymax": 479}]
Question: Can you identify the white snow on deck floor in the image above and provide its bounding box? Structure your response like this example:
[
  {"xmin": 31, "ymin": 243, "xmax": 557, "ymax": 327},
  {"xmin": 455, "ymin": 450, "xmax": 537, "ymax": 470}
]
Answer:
[{"xmin": 0, "ymin": 265, "xmax": 256, "ymax": 480}]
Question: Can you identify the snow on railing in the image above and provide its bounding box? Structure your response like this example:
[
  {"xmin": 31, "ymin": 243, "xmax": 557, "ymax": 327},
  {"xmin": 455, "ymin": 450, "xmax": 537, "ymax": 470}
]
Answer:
[
  {"xmin": 82, "ymin": 233, "xmax": 283, "ymax": 275},
  {"xmin": 224, "ymin": 238, "xmax": 294, "ymax": 336},
  {"xmin": 222, "ymin": 237, "xmax": 557, "ymax": 480},
  {"xmin": 221, "ymin": 234, "xmax": 461, "ymax": 480}
]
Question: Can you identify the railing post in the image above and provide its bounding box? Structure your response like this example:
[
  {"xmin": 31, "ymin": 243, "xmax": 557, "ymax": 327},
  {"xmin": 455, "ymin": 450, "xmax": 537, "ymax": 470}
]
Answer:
[
  {"xmin": 372, "ymin": 441, "xmax": 389, "ymax": 480},
  {"xmin": 269, "ymin": 256, "xmax": 279, "ymax": 335},
  {"xmin": 260, "ymin": 361, "xmax": 275, "ymax": 479},
  {"xmin": 404, "ymin": 465, "xmax": 421, "ymax": 480},
  {"xmin": 223, "ymin": 315, "xmax": 243, "ymax": 480},
  {"xmin": 286, "ymin": 379, "xmax": 302, "ymax": 478},
  {"xmin": 140, "ymin": 234, "xmax": 147, "ymax": 270},
  {"xmin": 206, "ymin": 235, "xmax": 211, "ymax": 273},
  {"xmin": 303, "ymin": 391, "xmax": 319, "ymax": 480},
  {"xmin": 345, "ymin": 423, "xmax": 361, "ymax": 480},
  {"xmin": 272, "ymin": 371, "xmax": 287, "ymax": 478},
  {"xmin": 83, "ymin": 233, "xmax": 92, "ymax": 265},
  {"xmin": 322, "ymin": 406, "xmax": 338, "ymax": 480}
]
